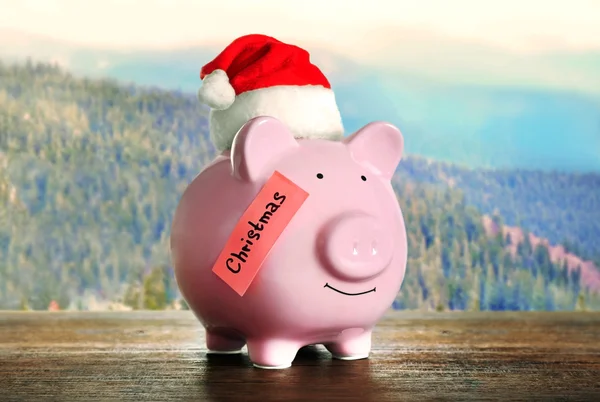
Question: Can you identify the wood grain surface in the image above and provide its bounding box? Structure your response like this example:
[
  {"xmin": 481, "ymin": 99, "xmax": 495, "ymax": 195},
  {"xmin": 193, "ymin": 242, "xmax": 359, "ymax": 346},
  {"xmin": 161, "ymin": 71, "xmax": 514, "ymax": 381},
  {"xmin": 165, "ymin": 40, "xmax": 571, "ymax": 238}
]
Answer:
[{"xmin": 0, "ymin": 311, "xmax": 599, "ymax": 401}]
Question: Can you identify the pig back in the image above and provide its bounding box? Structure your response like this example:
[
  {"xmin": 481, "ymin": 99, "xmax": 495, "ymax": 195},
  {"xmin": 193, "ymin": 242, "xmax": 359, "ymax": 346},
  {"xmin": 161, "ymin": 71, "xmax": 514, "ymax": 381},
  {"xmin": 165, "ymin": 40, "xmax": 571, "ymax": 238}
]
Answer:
[{"xmin": 170, "ymin": 157, "xmax": 260, "ymax": 325}]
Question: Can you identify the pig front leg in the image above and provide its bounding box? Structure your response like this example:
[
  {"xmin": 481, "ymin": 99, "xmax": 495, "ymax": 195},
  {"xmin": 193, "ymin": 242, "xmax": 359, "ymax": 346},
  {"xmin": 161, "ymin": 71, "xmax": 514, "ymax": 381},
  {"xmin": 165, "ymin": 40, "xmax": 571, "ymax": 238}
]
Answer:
[
  {"xmin": 246, "ymin": 338, "xmax": 300, "ymax": 369},
  {"xmin": 206, "ymin": 329, "xmax": 246, "ymax": 354},
  {"xmin": 325, "ymin": 329, "xmax": 372, "ymax": 360}
]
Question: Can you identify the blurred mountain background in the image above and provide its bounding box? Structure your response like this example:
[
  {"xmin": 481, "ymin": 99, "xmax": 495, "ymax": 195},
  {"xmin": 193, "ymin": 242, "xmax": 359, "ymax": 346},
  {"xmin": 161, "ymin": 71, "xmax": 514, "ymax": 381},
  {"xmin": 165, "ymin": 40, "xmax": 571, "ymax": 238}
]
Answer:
[
  {"xmin": 1, "ymin": 60, "xmax": 598, "ymax": 312},
  {"xmin": 2, "ymin": 28, "xmax": 599, "ymax": 173},
  {"xmin": 1, "ymin": 0, "xmax": 599, "ymax": 311}
]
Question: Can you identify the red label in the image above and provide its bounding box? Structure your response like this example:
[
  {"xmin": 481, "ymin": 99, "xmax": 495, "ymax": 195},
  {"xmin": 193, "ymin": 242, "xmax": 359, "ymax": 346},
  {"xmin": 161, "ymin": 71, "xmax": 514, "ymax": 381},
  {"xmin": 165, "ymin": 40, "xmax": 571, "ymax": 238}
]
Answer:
[{"xmin": 212, "ymin": 171, "xmax": 309, "ymax": 296}]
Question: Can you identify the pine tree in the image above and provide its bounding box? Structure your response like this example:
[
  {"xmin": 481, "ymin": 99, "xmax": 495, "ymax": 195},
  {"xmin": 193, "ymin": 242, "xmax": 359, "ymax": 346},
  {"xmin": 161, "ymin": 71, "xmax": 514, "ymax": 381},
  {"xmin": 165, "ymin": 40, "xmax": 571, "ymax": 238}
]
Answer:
[
  {"xmin": 575, "ymin": 293, "xmax": 587, "ymax": 312},
  {"xmin": 532, "ymin": 275, "xmax": 546, "ymax": 311}
]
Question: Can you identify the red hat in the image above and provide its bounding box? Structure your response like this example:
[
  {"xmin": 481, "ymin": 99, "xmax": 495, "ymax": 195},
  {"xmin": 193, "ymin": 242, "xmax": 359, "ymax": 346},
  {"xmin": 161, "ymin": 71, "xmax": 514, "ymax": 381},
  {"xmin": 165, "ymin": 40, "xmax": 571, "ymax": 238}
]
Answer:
[{"xmin": 197, "ymin": 34, "xmax": 344, "ymax": 151}]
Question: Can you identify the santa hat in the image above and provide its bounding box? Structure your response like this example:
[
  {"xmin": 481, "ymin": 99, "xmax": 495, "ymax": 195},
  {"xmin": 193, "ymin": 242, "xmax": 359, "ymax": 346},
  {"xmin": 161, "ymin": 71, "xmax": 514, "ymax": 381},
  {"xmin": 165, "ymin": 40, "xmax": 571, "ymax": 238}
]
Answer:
[{"xmin": 197, "ymin": 34, "xmax": 344, "ymax": 151}]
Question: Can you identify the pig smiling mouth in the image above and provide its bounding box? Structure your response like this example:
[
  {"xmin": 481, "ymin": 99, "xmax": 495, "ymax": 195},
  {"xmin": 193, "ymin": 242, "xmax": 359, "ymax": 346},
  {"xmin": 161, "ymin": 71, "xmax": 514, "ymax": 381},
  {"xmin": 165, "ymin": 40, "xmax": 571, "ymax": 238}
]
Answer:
[{"xmin": 324, "ymin": 283, "xmax": 376, "ymax": 296}]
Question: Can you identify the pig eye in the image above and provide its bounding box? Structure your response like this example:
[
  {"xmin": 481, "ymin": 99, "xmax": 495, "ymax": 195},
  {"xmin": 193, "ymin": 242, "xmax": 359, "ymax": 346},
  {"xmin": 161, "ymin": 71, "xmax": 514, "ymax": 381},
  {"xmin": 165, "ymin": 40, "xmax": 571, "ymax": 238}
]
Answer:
[
  {"xmin": 316, "ymin": 173, "xmax": 324, "ymax": 179},
  {"xmin": 361, "ymin": 175, "xmax": 367, "ymax": 181}
]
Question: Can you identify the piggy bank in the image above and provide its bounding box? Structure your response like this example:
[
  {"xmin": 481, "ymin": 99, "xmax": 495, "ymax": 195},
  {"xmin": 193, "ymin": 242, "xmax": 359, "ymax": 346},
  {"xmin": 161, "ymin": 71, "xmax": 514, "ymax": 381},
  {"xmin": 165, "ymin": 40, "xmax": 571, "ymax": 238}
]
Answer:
[{"xmin": 170, "ymin": 116, "xmax": 408, "ymax": 369}]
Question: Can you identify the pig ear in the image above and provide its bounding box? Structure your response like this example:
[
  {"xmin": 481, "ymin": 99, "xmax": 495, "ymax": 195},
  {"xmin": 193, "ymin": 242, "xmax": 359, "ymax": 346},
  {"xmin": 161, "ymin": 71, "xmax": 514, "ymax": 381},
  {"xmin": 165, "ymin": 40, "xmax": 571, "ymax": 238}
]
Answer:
[
  {"xmin": 230, "ymin": 116, "xmax": 298, "ymax": 181},
  {"xmin": 343, "ymin": 122, "xmax": 404, "ymax": 180}
]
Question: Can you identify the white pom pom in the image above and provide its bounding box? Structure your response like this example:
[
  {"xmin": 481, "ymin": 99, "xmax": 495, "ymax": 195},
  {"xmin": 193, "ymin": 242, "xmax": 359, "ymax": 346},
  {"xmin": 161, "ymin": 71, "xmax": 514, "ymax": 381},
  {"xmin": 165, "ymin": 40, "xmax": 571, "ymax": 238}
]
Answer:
[{"xmin": 197, "ymin": 69, "xmax": 236, "ymax": 110}]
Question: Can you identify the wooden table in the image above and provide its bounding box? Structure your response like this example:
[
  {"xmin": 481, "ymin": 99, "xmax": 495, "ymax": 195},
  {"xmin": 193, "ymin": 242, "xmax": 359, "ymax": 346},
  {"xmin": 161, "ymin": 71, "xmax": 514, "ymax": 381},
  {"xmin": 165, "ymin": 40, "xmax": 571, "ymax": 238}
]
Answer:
[{"xmin": 0, "ymin": 311, "xmax": 599, "ymax": 401}]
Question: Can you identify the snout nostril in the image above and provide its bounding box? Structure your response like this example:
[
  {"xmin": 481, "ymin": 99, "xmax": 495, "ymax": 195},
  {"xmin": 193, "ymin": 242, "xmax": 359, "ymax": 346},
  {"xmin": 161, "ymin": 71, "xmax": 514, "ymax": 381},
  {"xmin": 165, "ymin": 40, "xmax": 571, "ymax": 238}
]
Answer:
[
  {"xmin": 371, "ymin": 241, "xmax": 378, "ymax": 256},
  {"xmin": 350, "ymin": 242, "xmax": 381, "ymax": 257}
]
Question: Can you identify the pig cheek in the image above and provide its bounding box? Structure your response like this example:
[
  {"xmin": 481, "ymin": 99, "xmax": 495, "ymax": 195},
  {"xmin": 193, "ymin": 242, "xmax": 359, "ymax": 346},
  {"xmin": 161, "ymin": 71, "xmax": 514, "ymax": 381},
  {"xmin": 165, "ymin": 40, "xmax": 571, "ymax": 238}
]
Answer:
[{"xmin": 261, "ymin": 229, "xmax": 323, "ymax": 293}]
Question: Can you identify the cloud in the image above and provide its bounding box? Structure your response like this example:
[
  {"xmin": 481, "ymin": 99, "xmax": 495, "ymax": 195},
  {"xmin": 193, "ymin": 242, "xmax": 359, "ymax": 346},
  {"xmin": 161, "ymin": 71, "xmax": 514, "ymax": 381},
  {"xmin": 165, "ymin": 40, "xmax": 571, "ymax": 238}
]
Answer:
[{"xmin": 97, "ymin": 60, "xmax": 110, "ymax": 70}]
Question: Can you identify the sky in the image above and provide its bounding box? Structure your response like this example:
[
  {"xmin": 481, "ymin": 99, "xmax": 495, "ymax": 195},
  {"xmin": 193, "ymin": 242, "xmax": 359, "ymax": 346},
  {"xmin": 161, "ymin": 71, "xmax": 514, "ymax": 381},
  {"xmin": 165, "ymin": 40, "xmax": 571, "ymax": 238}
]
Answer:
[
  {"xmin": 1, "ymin": 0, "xmax": 599, "ymax": 95},
  {"xmin": 1, "ymin": 0, "xmax": 600, "ymax": 55}
]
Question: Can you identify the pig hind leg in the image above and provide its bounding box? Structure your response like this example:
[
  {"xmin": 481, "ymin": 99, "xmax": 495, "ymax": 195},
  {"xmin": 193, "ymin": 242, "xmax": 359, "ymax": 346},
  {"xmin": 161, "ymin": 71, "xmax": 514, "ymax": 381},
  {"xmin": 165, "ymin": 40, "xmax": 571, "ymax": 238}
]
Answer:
[
  {"xmin": 324, "ymin": 329, "xmax": 372, "ymax": 360},
  {"xmin": 206, "ymin": 329, "xmax": 246, "ymax": 354}
]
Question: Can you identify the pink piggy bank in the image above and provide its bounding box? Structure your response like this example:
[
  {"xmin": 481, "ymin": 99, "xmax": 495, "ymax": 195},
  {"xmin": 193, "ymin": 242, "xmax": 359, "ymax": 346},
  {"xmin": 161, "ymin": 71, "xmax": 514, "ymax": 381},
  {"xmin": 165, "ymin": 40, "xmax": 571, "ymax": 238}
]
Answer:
[{"xmin": 170, "ymin": 116, "xmax": 407, "ymax": 369}]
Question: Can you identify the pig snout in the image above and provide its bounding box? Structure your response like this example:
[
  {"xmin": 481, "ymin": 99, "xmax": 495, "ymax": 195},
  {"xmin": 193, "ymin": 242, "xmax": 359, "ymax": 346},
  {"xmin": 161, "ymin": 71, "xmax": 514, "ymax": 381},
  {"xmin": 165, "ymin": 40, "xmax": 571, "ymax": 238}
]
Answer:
[{"xmin": 318, "ymin": 213, "xmax": 394, "ymax": 281}]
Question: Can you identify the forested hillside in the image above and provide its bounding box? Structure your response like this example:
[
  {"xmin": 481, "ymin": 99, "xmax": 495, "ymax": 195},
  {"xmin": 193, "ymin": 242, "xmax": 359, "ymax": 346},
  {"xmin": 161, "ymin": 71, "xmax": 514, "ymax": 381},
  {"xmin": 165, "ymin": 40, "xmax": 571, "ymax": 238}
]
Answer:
[
  {"xmin": 1, "ymin": 60, "xmax": 598, "ymax": 311},
  {"xmin": 397, "ymin": 158, "xmax": 600, "ymax": 263}
]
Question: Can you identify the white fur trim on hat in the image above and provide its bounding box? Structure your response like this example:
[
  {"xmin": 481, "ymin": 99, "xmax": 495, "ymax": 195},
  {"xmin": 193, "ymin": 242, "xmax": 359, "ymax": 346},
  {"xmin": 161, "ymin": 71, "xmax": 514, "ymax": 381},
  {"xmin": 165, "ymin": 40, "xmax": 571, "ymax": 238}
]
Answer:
[
  {"xmin": 197, "ymin": 69, "xmax": 236, "ymax": 110},
  {"xmin": 209, "ymin": 85, "xmax": 344, "ymax": 151}
]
